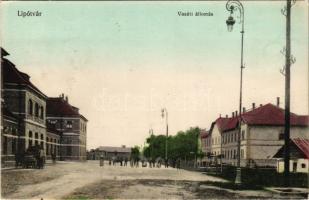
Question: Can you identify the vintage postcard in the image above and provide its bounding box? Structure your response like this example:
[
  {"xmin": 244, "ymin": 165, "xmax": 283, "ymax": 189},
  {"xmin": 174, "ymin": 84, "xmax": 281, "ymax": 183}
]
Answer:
[{"xmin": 0, "ymin": 0, "xmax": 308, "ymax": 199}]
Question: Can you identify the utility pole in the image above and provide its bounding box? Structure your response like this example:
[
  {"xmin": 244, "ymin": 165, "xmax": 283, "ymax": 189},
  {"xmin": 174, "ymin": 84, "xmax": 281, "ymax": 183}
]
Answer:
[
  {"xmin": 161, "ymin": 108, "xmax": 168, "ymax": 167},
  {"xmin": 284, "ymin": 0, "xmax": 292, "ymax": 187}
]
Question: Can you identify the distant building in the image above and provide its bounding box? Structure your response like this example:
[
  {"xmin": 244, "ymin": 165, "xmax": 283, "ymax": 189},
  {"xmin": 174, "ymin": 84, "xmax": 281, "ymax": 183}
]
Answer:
[
  {"xmin": 88, "ymin": 145, "xmax": 131, "ymax": 160},
  {"xmin": 205, "ymin": 101, "xmax": 309, "ymax": 167},
  {"xmin": 274, "ymin": 138, "xmax": 309, "ymax": 173},
  {"xmin": 2, "ymin": 48, "xmax": 47, "ymax": 158},
  {"xmin": 46, "ymin": 95, "xmax": 88, "ymax": 161}
]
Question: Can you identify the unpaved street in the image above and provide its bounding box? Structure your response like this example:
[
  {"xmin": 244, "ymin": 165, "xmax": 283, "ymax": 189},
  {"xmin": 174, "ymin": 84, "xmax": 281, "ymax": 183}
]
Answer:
[{"xmin": 1, "ymin": 161, "xmax": 297, "ymax": 199}]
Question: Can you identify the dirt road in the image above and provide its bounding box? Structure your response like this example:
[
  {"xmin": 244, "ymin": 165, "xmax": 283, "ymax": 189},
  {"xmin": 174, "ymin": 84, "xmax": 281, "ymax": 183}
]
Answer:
[{"xmin": 1, "ymin": 161, "xmax": 300, "ymax": 199}]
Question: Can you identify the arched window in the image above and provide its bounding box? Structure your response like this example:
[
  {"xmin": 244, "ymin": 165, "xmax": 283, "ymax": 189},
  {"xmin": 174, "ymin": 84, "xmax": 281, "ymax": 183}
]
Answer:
[
  {"xmin": 28, "ymin": 99, "xmax": 33, "ymax": 115},
  {"xmin": 66, "ymin": 121, "xmax": 72, "ymax": 129},
  {"xmin": 40, "ymin": 106, "xmax": 44, "ymax": 119},
  {"xmin": 35, "ymin": 103, "xmax": 39, "ymax": 117}
]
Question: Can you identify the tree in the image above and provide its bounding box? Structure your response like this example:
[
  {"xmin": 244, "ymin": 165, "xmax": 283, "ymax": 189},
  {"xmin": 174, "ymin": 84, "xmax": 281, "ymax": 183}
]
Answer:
[
  {"xmin": 131, "ymin": 146, "xmax": 140, "ymax": 160},
  {"xmin": 142, "ymin": 127, "xmax": 203, "ymax": 163}
]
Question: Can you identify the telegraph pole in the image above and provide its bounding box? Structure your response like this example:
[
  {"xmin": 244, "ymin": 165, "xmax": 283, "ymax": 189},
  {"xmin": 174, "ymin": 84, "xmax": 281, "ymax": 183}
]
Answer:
[{"xmin": 284, "ymin": 0, "xmax": 292, "ymax": 187}]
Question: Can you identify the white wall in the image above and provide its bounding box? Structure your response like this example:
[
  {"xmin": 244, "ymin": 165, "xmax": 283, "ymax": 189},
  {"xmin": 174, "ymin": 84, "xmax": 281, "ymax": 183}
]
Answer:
[
  {"xmin": 211, "ymin": 124, "xmax": 221, "ymax": 156},
  {"xmin": 248, "ymin": 126, "xmax": 309, "ymax": 159},
  {"xmin": 277, "ymin": 159, "xmax": 309, "ymax": 173}
]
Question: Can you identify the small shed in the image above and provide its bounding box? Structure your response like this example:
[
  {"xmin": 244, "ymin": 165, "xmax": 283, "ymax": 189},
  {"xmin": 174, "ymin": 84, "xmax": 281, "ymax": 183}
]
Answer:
[{"xmin": 273, "ymin": 138, "xmax": 309, "ymax": 173}]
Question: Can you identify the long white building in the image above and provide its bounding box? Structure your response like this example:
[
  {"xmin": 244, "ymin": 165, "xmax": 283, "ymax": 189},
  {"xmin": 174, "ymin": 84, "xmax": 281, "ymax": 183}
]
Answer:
[{"xmin": 201, "ymin": 101, "xmax": 309, "ymax": 167}]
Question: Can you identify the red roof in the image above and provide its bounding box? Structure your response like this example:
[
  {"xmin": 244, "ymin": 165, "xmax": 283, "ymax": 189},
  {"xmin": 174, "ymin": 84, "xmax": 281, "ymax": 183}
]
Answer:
[
  {"xmin": 293, "ymin": 138, "xmax": 309, "ymax": 159},
  {"xmin": 215, "ymin": 103, "xmax": 308, "ymax": 133},
  {"xmin": 47, "ymin": 97, "xmax": 88, "ymax": 121},
  {"xmin": 216, "ymin": 117, "xmax": 239, "ymax": 132},
  {"xmin": 242, "ymin": 103, "xmax": 307, "ymax": 126},
  {"xmin": 200, "ymin": 130, "xmax": 209, "ymax": 139},
  {"xmin": 2, "ymin": 57, "xmax": 46, "ymax": 98}
]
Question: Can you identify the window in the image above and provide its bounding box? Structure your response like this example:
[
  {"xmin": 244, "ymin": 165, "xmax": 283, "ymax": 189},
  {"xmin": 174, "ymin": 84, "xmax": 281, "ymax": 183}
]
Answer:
[
  {"xmin": 12, "ymin": 128, "xmax": 17, "ymax": 135},
  {"xmin": 28, "ymin": 99, "xmax": 33, "ymax": 115},
  {"xmin": 3, "ymin": 137, "xmax": 7, "ymax": 154},
  {"xmin": 35, "ymin": 103, "xmax": 39, "ymax": 117},
  {"xmin": 35, "ymin": 132, "xmax": 38, "ymax": 139},
  {"xmin": 241, "ymin": 149, "xmax": 244, "ymax": 158},
  {"xmin": 29, "ymin": 131, "xmax": 33, "ymax": 138},
  {"xmin": 40, "ymin": 106, "xmax": 44, "ymax": 119},
  {"xmin": 241, "ymin": 130, "xmax": 245, "ymax": 140},
  {"xmin": 40, "ymin": 134, "xmax": 44, "ymax": 140},
  {"xmin": 66, "ymin": 121, "xmax": 73, "ymax": 129},
  {"xmin": 46, "ymin": 143, "xmax": 49, "ymax": 155},
  {"xmin": 279, "ymin": 132, "xmax": 284, "ymax": 140},
  {"xmin": 301, "ymin": 163, "xmax": 306, "ymax": 168},
  {"xmin": 49, "ymin": 120, "xmax": 57, "ymax": 124},
  {"xmin": 233, "ymin": 150, "xmax": 236, "ymax": 159}
]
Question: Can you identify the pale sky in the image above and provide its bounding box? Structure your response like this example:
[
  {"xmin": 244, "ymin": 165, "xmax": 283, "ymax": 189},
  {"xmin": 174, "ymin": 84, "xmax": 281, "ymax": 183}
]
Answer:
[{"xmin": 1, "ymin": 1, "xmax": 308, "ymax": 150}]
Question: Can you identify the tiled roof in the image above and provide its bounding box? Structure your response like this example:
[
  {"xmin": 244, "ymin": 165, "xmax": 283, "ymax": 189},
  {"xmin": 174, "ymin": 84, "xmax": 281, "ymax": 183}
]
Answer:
[
  {"xmin": 2, "ymin": 57, "xmax": 46, "ymax": 98},
  {"xmin": 215, "ymin": 103, "xmax": 308, "ymax": 133},
  {"xmin": 273, "ymin": 138, "xmax": 309, "ymax": 159},
  {"xmin": 200, "ymin": 130, "xmax": 209, "ymax": 139},
  {"xmin": 47, "ymin": 97, "xmax": 88, "ymax": 121},
  {"xmin": 97, "ymin": 146, "xmax": 132, "ymax": 153},
  {"xmin": 242, "ymin": 103, "xmax": 307, "ymax": 126},
  {"xmin": 293, "ymin": 138, "xmax": 309, "ymax": 159},
  {"xmin": 216, "ymin": 117, "xmax": 239, "ymax": 132}
]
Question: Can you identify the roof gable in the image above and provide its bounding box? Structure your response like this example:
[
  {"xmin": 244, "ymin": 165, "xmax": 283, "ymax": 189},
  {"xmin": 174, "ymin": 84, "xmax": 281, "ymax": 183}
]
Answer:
[{"xmin": 273, "ymin": 138, "xmax": 309, "ymax": 159}]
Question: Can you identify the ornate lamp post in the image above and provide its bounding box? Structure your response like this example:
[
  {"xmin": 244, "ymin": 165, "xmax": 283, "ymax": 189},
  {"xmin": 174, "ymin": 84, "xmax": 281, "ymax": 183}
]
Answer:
[
  {"xmin": 161, "ymin": 108, "xmax": 168, "ymax": 165},
  {"xmin": 225, "ymin": 0, "xmax": 245, "ymax": 185}
]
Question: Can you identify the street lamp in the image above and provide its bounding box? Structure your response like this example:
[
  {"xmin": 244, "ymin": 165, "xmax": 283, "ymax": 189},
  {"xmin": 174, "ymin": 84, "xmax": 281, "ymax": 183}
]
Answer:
[
  {"xmin": 225, "ymin": 0, "xmax": 245, "ymax": 185},
  {"xmin": 161, "ymin": 108, "xmax": 168, "ymax": 166}
]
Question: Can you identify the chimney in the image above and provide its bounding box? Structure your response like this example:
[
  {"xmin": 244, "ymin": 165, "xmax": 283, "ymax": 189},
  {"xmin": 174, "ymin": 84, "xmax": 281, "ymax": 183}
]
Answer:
[
  {"xmin": 277, "ymin": 97, "xmax": 280, "ymax": 107},
  {"xmin": 226, "ymin": 114, "xmax": 228, "ymax": 118},
  {"xmin": 65, "ymin": 96, "xmax": 68, "ymax": 103},
  {"xmin": 235, "ymin": 111, "xmax": 238, "ymax": 116},
  {"xmin": 232, "ymin": 112, "xmax": 234, "ymax": 117},
  {"xmin": 260, "ymin": 104, "xmax": 263, "ymax": 107},
  {"xmin": 243, "ymin": 107, "xmax": 246, "ymax": 113},
  {"xmin": 219, "ymin": 114, "xmax": 221, "ymax": 118},
  {"xmin": 252, "ymin": 103, "xmax": 255, "ymax": 109}
]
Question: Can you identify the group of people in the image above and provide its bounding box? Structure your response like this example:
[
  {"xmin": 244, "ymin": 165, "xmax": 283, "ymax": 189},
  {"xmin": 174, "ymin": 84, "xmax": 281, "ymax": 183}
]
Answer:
[
  {"xmin": 107, "ymin": 157, "xmax": 129, "ymax": 166},
  {"xmin": 100, "ymin": 156, "xmax": 182, "ymax": 169}
]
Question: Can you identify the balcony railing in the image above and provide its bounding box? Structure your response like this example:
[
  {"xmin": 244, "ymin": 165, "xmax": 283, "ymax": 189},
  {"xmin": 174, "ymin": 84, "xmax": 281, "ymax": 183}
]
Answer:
[{"xmin": 26, "ymin": 114, "xmax": 45, "ymax": 125}]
